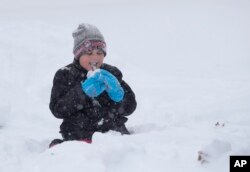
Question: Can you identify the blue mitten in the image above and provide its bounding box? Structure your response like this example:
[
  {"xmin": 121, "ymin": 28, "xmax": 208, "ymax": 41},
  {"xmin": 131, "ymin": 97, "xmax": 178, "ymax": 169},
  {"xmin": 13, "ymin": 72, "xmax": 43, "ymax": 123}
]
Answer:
[
  {"xmin": 100, "ymin": 69, "xmax": 124, "ymax": 102},
  {"xmin": 81, "ymin": 71, "xmax": 106, "ymax": 98}
]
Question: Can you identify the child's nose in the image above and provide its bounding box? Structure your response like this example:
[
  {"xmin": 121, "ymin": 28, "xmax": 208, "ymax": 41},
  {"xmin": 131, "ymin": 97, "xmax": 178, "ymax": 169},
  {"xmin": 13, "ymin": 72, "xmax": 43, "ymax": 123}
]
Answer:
[{"xmin": 91, "ymin": 53, "xmax": 101, "ymax": 60}]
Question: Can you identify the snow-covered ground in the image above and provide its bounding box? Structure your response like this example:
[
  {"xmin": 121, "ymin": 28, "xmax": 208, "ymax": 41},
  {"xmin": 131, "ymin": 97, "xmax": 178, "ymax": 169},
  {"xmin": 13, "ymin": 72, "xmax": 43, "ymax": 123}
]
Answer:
[{"xmin": 1, "ymin": 0, "xmax": 250, "ymax": 171}]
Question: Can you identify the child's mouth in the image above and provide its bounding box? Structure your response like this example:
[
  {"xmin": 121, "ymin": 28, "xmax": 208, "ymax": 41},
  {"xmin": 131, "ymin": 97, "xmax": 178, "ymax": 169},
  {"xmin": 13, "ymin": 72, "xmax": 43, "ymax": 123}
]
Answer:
[{"xmin": 89, "ymin": 62, "xmax": 98, "ymax": 70}]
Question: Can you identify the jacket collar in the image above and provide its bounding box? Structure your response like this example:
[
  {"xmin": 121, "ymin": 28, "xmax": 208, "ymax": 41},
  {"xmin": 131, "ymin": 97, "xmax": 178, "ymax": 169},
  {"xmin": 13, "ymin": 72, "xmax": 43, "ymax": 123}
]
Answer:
[{"xmin": 72, "ymin": 59, "xmax": 88, "ymax": 73}]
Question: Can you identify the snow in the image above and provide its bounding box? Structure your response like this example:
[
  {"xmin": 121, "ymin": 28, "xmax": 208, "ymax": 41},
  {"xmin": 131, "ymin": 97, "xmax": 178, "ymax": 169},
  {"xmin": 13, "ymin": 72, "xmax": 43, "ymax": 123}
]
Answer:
[
  {"xmin": 1, "ymin": 0, "xmax": 250, "ymax": 171},
  {"xmin": 87, "ymin": 69, "xmax": 101, "ymax": 78}
]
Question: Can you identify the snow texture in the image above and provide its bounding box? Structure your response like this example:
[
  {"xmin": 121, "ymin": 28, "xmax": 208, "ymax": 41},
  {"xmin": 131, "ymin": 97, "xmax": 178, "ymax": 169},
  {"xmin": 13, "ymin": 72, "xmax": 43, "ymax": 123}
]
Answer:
[
  {"xmin": 87, "ymin": 69, "xmax": 101, "ymax": 78},
  {"xmin": 1, "ymin": 0, "xmax": 250, "ymax": 172}
]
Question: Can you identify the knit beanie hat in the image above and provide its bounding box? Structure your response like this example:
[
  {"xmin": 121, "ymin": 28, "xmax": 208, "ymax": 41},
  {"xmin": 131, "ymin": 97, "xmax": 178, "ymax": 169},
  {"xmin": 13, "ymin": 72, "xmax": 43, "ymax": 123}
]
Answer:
[{"xmin": 72, "ymin": 23, "xmax": 106, "ymax": 59}]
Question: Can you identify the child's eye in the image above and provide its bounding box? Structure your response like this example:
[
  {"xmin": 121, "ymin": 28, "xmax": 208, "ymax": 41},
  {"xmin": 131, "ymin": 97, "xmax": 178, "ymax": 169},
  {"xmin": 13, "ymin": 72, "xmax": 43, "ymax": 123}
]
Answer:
[
  {"xmin": 97, "ymin": 50, "xmax": 104, "ymax": 55},
  {"xmin": 86, "ymin": 51, "xmax": 93, "ymax": 55}
]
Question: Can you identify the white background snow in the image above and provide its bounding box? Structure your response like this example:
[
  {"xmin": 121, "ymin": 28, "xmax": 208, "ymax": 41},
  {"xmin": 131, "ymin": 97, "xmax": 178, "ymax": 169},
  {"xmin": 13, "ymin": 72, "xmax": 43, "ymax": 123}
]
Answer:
[{"xmin": 0, "ymin": 0, "xmax": 250, "ymax": 171}]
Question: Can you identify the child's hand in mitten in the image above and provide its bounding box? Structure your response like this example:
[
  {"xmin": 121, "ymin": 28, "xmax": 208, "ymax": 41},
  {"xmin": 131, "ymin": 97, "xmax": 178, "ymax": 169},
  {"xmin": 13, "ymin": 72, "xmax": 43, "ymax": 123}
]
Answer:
[
  {"xmin": 81, "ymin": 70, "xmax": 106, "ymax": 98},
  {"xmin": 100, "ymin": 69, "xmax": 124, "ymax": 102}
]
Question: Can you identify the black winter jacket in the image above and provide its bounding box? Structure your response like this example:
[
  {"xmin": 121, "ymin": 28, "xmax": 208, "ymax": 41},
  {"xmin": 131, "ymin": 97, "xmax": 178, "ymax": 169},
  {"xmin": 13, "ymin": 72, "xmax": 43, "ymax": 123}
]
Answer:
[{"xmin": 49, "ymin": 60, "xmax": 136, "ymax": 140}]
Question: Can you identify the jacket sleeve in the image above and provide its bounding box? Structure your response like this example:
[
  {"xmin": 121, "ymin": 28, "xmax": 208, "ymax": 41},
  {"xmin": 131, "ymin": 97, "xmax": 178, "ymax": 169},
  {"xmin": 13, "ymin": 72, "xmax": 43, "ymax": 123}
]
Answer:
[
  {"xmin": 117, "ymin": 79, "xmax": 137, "ymax": 116},
  {"xmin": 49, "ymin": 69, "xmax": 87, "ymax": 119}
]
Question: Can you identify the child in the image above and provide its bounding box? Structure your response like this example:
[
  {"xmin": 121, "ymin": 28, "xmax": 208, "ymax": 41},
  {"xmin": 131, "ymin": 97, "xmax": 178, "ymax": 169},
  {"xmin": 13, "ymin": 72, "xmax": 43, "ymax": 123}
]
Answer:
[{"xmin": 49, "ymin": 23, "xmax": 137, "ymax": 147}]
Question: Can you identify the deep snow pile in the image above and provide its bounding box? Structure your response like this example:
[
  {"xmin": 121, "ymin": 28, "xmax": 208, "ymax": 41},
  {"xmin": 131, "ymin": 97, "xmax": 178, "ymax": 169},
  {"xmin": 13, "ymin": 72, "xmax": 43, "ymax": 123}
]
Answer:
[{"xmin": 1, "ymin": 0, "xmax": 250, "ymax": 172}]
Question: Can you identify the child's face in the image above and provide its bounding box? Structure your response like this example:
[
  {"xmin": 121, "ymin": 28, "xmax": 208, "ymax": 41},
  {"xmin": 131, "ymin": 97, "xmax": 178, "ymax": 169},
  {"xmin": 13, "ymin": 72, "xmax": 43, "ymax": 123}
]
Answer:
[{"xmin": 79, "ymin": 49, "xmax": 105, "ymax": 71}]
